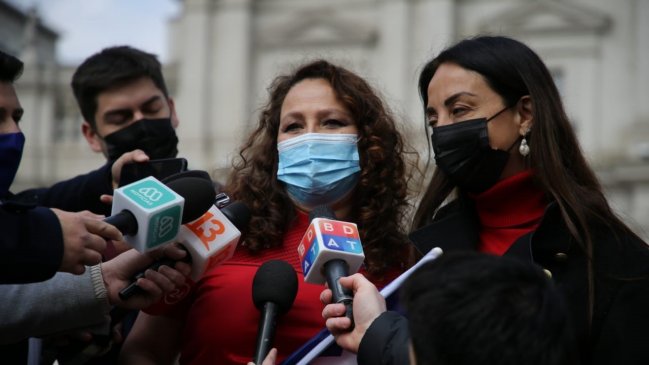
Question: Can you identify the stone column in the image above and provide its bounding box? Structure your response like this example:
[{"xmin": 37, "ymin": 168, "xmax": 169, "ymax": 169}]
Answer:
[
  {"xmin": 207, "ymin": 0, "xmax": 253, "ymax": 175},
  {"xmin": 173, "ymin": 0, "xmax": 214, "ymax": 171}
]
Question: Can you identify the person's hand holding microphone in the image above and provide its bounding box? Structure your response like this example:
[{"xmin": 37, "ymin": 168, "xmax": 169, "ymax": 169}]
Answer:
[
  {"xmin": 52, "ymin": 208, "xmax": 122, "ymax": 275},
  {"xmin": 320, "ymin": 273, "xmax": 386, "ymax": 353}
]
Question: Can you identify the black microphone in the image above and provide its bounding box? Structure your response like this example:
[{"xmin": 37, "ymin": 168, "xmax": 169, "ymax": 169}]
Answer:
[{"xmin": 252, "ymin": 260, "xmax": 298, "ymax": 365}]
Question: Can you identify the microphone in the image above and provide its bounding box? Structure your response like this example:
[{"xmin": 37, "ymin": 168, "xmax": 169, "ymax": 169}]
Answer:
[
  {"xmin": 106, "ymin": 173, "xmax": 215, "ymax": 252},
  {"xmin": 121, "ymin": 197, "xmax": 251, "ymax": 300},
  {"xmin": 180, "ymin": 199, "xmax": 251, "ymax": 281},
  {"xmin": 59, "ymin": 171, "xmax": 217, "ymax": 363},
  {"xmin": 252, "ymin": 260, "xmax": 298, "ymax": 365},
  {"xmin": 297, "ymin": 206, "xmax": 365, "ymax": 325}
]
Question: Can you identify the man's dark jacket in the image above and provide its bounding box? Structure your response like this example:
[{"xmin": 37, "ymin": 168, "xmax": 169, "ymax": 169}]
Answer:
[{"xmin": 14, "ymin": 163, "xmax": 113, "ymax": 216}]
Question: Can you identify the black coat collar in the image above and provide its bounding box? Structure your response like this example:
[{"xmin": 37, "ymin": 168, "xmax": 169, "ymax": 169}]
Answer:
[
  {"xmin": 408, "ymin": 199, "xmax": 573, "ymax": 264},
  {"xmin": 408, "ymin": 199, "xmax": 478, "ymax": 255}
]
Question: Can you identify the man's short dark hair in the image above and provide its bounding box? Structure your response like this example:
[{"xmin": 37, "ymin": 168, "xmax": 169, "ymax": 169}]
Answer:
[
  {"xmin": 0, "ymin": 49, "xmax": 24, "ymax": 83},
  {"xmin": 71, "ymin": 45, "xmax": 168, "ymax": 128},
  {"xmin": 403, "ymin": 252, "xmax": 577, "ymax": 365}
]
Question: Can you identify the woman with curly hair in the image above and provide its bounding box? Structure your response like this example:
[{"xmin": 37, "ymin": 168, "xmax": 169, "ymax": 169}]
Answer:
[{"xmin": 121, "ymin": 59, "xmax": 415, "ymax": 365}]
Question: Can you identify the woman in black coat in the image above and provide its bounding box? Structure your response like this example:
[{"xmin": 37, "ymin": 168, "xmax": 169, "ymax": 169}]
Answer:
[
  {"xmin": 409, "ymin": 35, "xmax": 649, "ymax": 365},
  {"xmin": 322, "ymin": 35, "xmax": 649, "ymax": 365}
]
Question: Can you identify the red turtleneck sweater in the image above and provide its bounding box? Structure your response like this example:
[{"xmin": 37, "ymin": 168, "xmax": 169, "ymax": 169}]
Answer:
[{"xmin": 469, "ymin": 170, "xmax": 547, "ymax": 256}]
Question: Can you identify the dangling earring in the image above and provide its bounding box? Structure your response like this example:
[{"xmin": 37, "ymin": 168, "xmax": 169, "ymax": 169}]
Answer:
[{"xmin": 519, "ymin": 134, "xmax": 530, "ymax": 157}]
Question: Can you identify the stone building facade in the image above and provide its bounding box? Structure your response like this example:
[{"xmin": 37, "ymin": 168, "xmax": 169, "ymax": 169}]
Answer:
[{"xmin": 4, "ymin": 0, "xmax": 649, "ymax": 237}]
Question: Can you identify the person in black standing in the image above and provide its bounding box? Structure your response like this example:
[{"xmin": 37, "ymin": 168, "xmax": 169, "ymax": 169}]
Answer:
[{"xmin": 323, "ymin": 35, "xmax": 649, "ymax": 365}]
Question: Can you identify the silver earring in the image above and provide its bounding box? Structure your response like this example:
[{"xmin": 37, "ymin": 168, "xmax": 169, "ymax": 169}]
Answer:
[{"xmin": 519, "ymin": 137, "xmax": 530, "ymax": 156}]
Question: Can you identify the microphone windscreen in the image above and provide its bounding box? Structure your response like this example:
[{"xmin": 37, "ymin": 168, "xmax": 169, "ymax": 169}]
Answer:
[
  {"xmin": 252, "ymin": 260, "xmax": 298, "ymax": 314},
  {"xmin": 221, "ymin": 201, "xmax": 252, "ymax": 231},
  {"xmin": 162, "ymin": 169, "xmax": 212, "ymax": 184},
  {"xmin": 166, "ymin": 177, "xmax": 216, "ymax": 223},
  {"xmin": 309, "ymin": 205, "xmax": 336, "ymax": 221}
]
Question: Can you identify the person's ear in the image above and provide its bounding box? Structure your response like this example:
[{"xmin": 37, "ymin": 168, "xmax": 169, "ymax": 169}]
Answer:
[
  {"xmin": 81, "ymin": 121, "xmax": 104, "ymax": 153},
  {"xmin": 168, "ymin": 97, "xmax": 180, "ymax": 129},
  {"xmin": 517, "ymin": 95, "xmax": 533, "ymax": 135}
]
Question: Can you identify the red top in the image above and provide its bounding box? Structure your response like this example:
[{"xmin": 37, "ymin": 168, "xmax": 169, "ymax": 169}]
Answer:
[
  {"xmin": 173, "ymin": 211, "xmax": 400, "ymax": 365},
  {"xmin": 470, "ymin": 170, "xmax": 547, "ymax": 256}
]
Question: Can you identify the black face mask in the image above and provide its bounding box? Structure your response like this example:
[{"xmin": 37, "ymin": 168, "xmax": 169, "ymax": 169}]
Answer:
[
  {"xmin": 431, "ymin": 107, "xmax": 517, "ymax": 193},
  {"xmin": 102, "ymin": 118, "xmax": 179, "ymax": 161}
]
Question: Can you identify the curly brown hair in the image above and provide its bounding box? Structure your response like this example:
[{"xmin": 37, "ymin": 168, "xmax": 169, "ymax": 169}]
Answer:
[{"xmin": 225, "ymin": 59, "xmax": 414, "ymax": 277}]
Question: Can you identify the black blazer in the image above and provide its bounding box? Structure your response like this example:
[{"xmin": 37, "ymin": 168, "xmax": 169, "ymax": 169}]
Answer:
[
  {"xmin": 409, "ymin": 199, "xmax": 649, "ymax": 365},
  {"xmin": 13, "ymin": 163, "xmax": 114, "ymax": 216},
  {"xmin": 0, "ymin": 196, "xmax": 64, "ymax": 284}
]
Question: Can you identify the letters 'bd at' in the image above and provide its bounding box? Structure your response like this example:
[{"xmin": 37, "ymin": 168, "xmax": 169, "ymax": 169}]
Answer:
[{"xmin": 299, "ymin": 217, "xmax": 365, "ymax": 284}]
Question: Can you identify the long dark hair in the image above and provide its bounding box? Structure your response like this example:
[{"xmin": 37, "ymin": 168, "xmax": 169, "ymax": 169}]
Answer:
[
  {"xmin": 226, "ymin": 59, "xmax": 414, "ymax": 277},
  {"xmin": 412, "ymin": 35, "xmax": 644, "ymax": 320}
]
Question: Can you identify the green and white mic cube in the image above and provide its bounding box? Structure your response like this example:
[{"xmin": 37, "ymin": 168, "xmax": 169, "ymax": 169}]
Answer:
[{"xmin": 111, "ymin": 176, "xmax": 185, "ymax": 251}]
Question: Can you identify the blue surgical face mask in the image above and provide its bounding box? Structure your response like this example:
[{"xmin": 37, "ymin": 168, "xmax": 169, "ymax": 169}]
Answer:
[
  {"xmin": 0, "ymin": 132, "xmax": 25, "ymax": 197},
  {"xmin": 277, "ymin": 133, "xmax": 360, "ymax": 209}
]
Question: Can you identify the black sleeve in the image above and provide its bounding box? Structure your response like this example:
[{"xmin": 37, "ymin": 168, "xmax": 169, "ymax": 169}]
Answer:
[
  {"xmin": 0, "ymin": 204, "xmax": 64, "ymax": 284},
  {"xmin": 357, "ymin": 311, "xmax": 410, "ymax": 365},
  {"xmin": 592, "ymin": 276, "xmax": 649, "ymax": 364},
  {"xmin": 585, "ymin": 228, "xmax": 649, "ymax": 365},
  {"xmin": 13, "ymin": 163, "xmax": 113, "ymax": 216}
]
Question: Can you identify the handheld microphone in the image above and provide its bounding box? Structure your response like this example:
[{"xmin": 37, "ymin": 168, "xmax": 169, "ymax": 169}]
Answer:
[
  {"xmin": 121, "ymin": 198, "xmax": 251, "ymax": 301},
  {"xmin": 180, "ymin": 199, "xmax": 251, "ymax": 281},
  {"xmin": 59, "ymin": 171, "xmax": 217, "ymax": 363},
  {"xmin": 106, "ymin": 173, "xmax": 215, "ymax": 252},
  {"xmin": 252, "ymin": 260, "xmax": 298, "ymax": 365},
  {"xmin": 297, "ymin": 206, "xmax": 364, "ymax": 325}
]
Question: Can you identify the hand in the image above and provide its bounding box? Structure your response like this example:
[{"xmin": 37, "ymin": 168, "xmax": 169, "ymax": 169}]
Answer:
[
  {"xmin": 102, "ymin": 239, "xmax": 133, "ymax": 261},
  {"xmin": 53, "ymin": 209, "xmax": 123, "ymax": 275},
  {"xmin": 321, "ymin": 273, "xmax": 386, "ymax": 353},
  {"xmin": 110, "ymin": 149, "xmax": 149, "ymax": 188},
  {"xmin": 247, "ymin": 348, "xmax": 277, "ymax": 365},
  {"xmin": 98, "ymin": 196, "xmax": 132, "ymax": 260},
  {"xmin": 41, "ymin": 329, "xmax": 94, "ymax": 348},
  {"xmin": 99, "ymin": 194, "xmax": 113, "ymax": 207},
  {"xmin": 40, "ymin": 324, "xmax": 117, "ymax": 361},
  {"xmin": 101, "ymin": 245, "xmax": 192, "ymax": 309}
]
